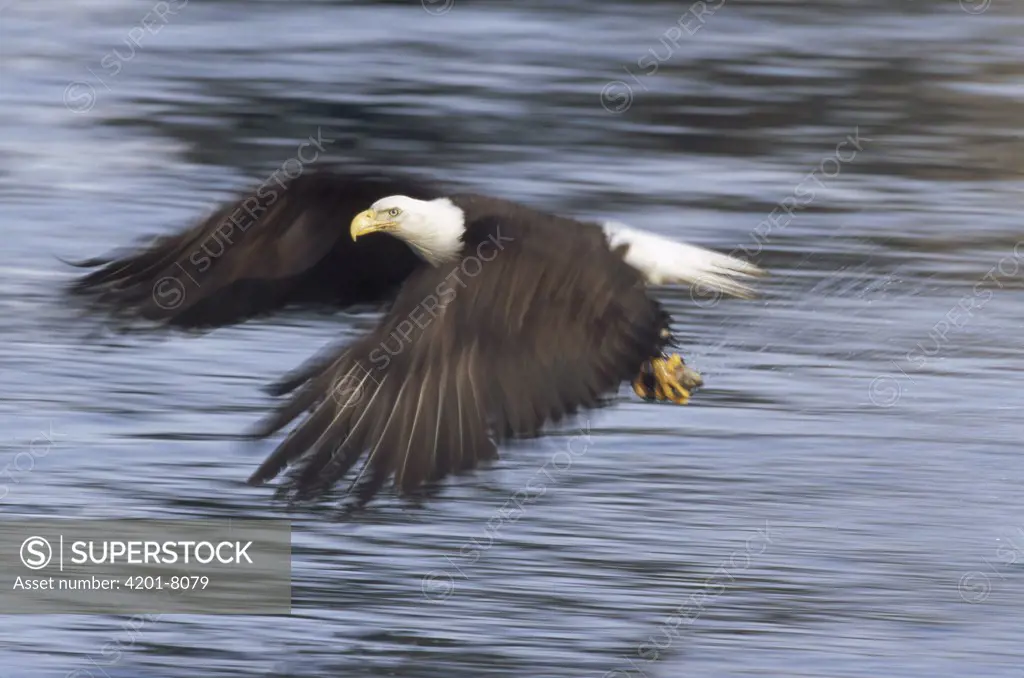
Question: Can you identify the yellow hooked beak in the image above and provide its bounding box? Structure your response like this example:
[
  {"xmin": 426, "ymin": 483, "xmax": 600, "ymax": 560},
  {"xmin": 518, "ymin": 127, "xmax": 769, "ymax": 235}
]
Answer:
[{"xmin": 350, "ymin": 209, "xmax": 395, "ymax": 241}]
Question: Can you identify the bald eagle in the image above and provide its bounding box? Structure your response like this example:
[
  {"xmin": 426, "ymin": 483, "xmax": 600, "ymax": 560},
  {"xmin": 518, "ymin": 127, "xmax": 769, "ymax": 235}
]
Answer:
[{"xmin": 70, "ymin": 168, "xmax": 764, "ymax": 507}]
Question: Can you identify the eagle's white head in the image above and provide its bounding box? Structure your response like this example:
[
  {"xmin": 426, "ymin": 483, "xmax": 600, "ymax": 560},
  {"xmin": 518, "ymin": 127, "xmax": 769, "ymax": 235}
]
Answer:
[{"xmin": 350, "ymin": 195, "xmax": 465, "ymax": 266}]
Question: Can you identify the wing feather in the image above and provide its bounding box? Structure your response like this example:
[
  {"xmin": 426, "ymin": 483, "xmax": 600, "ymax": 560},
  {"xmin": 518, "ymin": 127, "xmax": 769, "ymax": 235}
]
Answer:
[
  {"xmin": 249, "ymin": 215, "xmax": 666, "ymax": 506},
  {"xmin": 68, "ymin": 167, "xmax": 440, "ymax": 328}
]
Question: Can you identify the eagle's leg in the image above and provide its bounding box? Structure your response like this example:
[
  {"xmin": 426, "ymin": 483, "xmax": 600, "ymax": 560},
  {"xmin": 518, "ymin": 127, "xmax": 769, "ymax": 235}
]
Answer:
[{"xmin": 631, "ymin": 354, "xmax": 703, "ymax": 405}]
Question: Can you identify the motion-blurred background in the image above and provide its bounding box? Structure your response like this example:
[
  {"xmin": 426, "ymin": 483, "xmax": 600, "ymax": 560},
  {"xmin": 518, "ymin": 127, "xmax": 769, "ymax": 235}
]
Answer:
[{"xmin": 0, "ymin": 0, "xmax": 1022, "ymax": 676}]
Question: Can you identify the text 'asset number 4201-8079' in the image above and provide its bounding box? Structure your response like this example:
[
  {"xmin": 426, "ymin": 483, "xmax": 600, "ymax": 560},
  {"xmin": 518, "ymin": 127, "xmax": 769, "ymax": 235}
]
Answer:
[{"xmin": 12, "ymin": 574, "xmax": 210, "ymax": 591}]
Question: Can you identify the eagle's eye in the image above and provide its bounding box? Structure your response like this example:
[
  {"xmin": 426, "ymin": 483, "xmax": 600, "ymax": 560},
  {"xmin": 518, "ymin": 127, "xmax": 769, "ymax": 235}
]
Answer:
[{"xmin": 387, "ymin": 208, "xmax": 401, "ymax": 218}]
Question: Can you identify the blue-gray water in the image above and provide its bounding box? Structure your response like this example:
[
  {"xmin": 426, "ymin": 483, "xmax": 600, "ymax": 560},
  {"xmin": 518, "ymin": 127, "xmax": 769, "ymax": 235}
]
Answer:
[{"xmin": 1, "ymin": 1, "xmax": 1023, "ymax": 676}]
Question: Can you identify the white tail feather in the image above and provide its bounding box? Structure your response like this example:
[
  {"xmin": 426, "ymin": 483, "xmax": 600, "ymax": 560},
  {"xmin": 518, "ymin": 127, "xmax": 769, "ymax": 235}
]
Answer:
[{"xmin": 602, "ymin": 222, "xmax": 765, "ymax": 299}]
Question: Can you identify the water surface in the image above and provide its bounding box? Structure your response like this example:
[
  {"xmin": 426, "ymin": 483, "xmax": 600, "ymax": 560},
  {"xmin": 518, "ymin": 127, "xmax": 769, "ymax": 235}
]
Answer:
[{"xmin": 1, "ymin": 1, "xmax": 1023, "ymax": 676}]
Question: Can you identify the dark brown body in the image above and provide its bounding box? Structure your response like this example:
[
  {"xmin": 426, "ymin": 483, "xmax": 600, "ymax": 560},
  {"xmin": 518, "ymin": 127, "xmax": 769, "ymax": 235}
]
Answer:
[{"xmin": 249, "ymin": 195, "xmax": 673, "ymax": 507}]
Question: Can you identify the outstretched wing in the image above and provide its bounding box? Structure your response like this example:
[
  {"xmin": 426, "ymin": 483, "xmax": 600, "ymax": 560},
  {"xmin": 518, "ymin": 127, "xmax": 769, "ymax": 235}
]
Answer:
[
  {"xmin": 67, "ymin": 167, "xmax": 442, "ymax": 329},
  {"xmin": 247, "ymin": 217, "xmax": 667, "ymax": 507}
]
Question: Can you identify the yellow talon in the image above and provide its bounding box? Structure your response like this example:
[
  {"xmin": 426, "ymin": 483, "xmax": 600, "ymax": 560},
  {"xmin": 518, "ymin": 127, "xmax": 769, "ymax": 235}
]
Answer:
[
  {"xmin": 632, "ymin": 353, "xmax": 703, "ymax": 406},
  {"xmin": 632, "ymin": 378, "xmax": 653, "ymax": 400}
]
